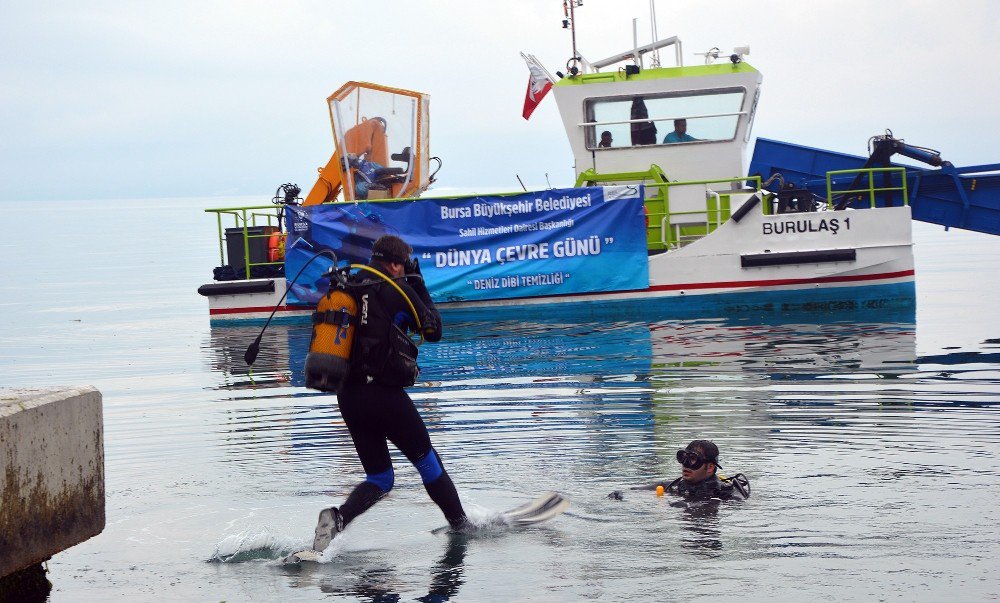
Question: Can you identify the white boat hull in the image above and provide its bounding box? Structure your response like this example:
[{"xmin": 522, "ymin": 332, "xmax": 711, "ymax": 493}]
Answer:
[{"xmin": 201, "ymin": 205, "xmax": 914, "ymax": 322}]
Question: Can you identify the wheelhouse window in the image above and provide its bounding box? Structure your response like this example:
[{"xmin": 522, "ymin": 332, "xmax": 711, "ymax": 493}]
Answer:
[{"xmin": 584, "ymin": 88, "xmax": 746, "ymax": 149}]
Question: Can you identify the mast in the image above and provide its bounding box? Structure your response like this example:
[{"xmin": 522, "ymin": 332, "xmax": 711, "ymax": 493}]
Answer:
[
  {"xmin": 563, "ymin": 0, "xmax": 583, "ymax": 75},
  {"xmin": 649, "ymin": 0, "xmax": 661, "ymax": 68}
]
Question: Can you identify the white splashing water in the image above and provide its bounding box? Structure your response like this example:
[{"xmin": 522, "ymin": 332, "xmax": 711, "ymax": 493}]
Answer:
[{"xmin": 208, "ymin": 526, "xmax": 307, "ymax": 563}]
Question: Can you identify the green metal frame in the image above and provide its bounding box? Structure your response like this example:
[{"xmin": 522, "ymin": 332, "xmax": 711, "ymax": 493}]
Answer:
[
  {"xmin": 825, "ymin": 167, "xmax": 909, "ymax": 208},
  {"xmin": 554, "ymin": 62, "xmax": 759, "ymax": 87},
  {"xmin": 204, "ymin": 204, "xmax": 285, "ymax": 280},
  {"xmin": 576, "ymin": 166, "xmax": 762, "ymax": 251}
]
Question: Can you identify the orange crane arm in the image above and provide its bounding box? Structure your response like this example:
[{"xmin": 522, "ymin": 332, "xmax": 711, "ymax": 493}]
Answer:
[
  {"xmin": 303, "ymin": 150, "xmax": 344, "ymax": 206},
  {"xmin": 303, "ymin": 119, "xmax": 389, "ymax": 205}
]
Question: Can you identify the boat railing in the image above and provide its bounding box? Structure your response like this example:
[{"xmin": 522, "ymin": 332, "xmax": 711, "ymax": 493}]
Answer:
[
  {"xmin": 825, "ymin": 167, "xmax": 909, "ymax": 209},
  {"xmin": 649, "ymin": 176, "xmax": 762, "ymax": 249},
  {"xmin": 204, "ymin": 204, "xmax": 286, "ymax": 280},
  {"xmin": 576, "ymin": 167, "xmax": 761, "ymax": 251}
]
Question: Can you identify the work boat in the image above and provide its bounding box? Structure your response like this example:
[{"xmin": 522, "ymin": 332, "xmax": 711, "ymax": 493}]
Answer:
[{"xmin": 199, "ymin": 38, "xmax": 1000, "ymax": 323}]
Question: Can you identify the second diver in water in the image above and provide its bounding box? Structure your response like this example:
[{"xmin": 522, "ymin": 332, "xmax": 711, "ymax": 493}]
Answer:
[{"xmin": 609, "ymin": 439, "xmax": 750, "ymax": 502}]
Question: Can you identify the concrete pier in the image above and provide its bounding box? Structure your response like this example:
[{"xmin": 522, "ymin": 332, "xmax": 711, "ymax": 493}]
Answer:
[{"xmin": 0, "ymin": 386, "xmax": 105, "ymax": 578}]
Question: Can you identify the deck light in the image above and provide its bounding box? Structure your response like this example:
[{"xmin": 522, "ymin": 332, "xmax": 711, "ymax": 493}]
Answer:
[{"xmin": 731, "ymin": 45, "xmax": 750, "ymax": 64}]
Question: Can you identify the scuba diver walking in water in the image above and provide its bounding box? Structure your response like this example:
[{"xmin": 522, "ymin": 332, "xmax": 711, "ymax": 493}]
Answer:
[{"xmin": 312, "ymin": 235, "xmax": 467, "ymax": 553}]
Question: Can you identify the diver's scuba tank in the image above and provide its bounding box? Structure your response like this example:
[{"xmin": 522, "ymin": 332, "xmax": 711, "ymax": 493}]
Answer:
[
  {"xmin": 303, "ymin": 262, "xmax": 425, "ymax": 392},
  {"xmin": 304, "ymin": 271, "xmax": 358, "ymax": 393}
]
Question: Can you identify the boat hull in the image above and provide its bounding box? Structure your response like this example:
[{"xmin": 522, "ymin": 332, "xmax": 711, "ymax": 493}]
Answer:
[{"xmin": 201, "ymin": 205, "xmax": 914, "ymax": 323}]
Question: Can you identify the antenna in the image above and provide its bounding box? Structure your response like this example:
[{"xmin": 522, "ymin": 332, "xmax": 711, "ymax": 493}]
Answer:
[
  {"xmin": 562, "ymin": 0, "xmax": 584, "ymax": 75},
  {"xmin": 632, "ymin": 18, "xmax": 640, "ymax": 68},
  {"xmin": 649, "ymin": 0, "xmax": 660, "ymax": 68}
]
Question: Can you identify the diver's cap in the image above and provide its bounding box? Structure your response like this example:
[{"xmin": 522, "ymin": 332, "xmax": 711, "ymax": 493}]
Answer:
[{"xmin": 371, "ymin": 235, "xmax": 412, "ymax": 265}]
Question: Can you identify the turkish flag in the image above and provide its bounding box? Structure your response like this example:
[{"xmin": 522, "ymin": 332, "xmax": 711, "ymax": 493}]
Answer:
[{"xmin": 522, "ymin": 53, "xmax": 553, "ymax": 120}]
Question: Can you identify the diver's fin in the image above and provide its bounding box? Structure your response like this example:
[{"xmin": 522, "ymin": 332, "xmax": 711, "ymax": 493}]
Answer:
[
  {"xmin": 431, "ymin": 492, "xmax": 570, "ymax": 534},
  {"xmin": 507, "ymin": 494, "xmax": 571, "ymax": 526},
  {"xmin": 281, "ymin": 549, "xmax": 322, "ymax": 564}
]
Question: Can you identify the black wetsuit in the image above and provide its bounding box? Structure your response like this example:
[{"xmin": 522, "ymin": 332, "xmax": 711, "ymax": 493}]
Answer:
[
  {"xmin": 608, "ymin": 473, "xmax": 750, "ymax": 502},
  {"xmin": 662, "ymin": 474, "xmax": 748, "ymax": 501},
  {"xmin": 335, "ymin": 262, "xmax": 466, "ymax": 528}
]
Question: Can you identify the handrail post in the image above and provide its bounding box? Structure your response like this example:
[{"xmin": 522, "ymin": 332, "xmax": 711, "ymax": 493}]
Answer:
[
  {"xmin": 216, "ymin": 212, "xmax": 224, "ymax": 265},
  {"xmin": 241, "ymin": 209, "xmax": 251, "ymax": 279},
  {"xmin": 870, "ymin": 172, "xmax": 876, "ymax": 208},
  {"xmin": 707, "ymin": 191, "xmax": 721, "ymax": 229}
]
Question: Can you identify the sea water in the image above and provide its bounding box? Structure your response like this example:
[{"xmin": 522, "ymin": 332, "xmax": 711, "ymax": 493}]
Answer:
[{"xmin": 2, "ymin": 197, "xmax": 999, "ymax": 601}]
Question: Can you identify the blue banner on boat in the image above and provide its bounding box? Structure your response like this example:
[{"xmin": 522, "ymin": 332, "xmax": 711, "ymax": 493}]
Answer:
[{"xmin": 284, "ymin": 185, "xmax": 648, "ymax": 305}]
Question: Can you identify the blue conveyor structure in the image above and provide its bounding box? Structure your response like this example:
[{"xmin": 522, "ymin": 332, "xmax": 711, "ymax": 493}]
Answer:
[{"xmin": 749, "ymin": 137, "xmax": 1000, "ymax": 236}]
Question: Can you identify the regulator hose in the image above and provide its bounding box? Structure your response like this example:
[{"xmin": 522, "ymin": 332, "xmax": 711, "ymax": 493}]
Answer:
[{"xmin": 349, "ymin": 264, "xmax": 424, "ymax": 344}]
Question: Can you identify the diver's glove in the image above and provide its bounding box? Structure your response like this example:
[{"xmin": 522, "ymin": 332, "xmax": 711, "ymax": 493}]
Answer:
[
  {"xmin": 404, "ymin": 256, "xmax": 421, "ymax": 275},
  {"xmin": 404, "ymin": 257, "xmax": 428, "ymax": 294},
  {"xmin": 421, "ymin": 312, "xmax": 441, "ymax": 339}
]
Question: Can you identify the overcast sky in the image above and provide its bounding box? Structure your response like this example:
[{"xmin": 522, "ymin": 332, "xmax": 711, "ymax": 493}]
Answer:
[{"xmin": 2, "ymin": 0, "xmax": 998, "ymax": 202}]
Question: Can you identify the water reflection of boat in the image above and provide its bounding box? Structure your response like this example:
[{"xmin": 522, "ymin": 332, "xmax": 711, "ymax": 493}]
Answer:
[
  {"xmin": 206, "ymin": 309, "xmax": 917, "ymax": 390},
  {"xmin": 203, "ymin": 312, "xmax": 916, "ymax": 473}
]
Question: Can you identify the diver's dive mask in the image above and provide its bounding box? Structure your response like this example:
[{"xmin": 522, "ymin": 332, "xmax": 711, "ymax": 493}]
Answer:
[{"xmin": 676, "ymin": 449, "xmax": 719, "ymax": 470}]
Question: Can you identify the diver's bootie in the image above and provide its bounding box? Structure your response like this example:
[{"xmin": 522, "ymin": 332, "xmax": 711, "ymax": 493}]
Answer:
[{"xmin": 313, "ymin": 506, "xmax": 344, "ymax": 552}]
